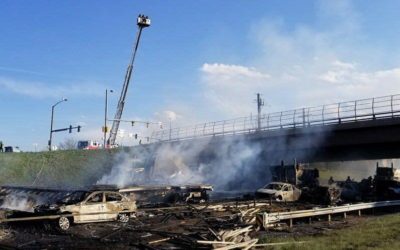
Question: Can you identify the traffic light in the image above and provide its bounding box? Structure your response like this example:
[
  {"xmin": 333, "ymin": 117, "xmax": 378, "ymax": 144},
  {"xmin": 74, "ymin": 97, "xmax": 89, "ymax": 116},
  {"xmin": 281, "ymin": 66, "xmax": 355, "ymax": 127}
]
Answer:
[
  {"xmin": 69, "ymin": 125, "xmax": 72, "ymax": 133},
  {"xmin": 77, "ymin": 126, "xmax": 81, "ymax": 132}
]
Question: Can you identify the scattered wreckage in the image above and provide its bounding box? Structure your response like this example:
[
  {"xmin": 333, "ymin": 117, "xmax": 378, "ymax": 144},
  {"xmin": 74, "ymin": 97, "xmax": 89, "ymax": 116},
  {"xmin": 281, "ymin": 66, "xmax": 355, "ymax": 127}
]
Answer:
[
  {"xmin": 0, "ymin": 184, "xmax": 213, "ymax": 231},
  {"xmin": 3, "ymin": 162, "xmax": 400, "ymax": 248},
  {"xmin": 34, "ymin": 190, "xmax": 137, "ymax": 230},
  {"xmin": 255, "ymin": 182, "xmax": 301, "ymax": 202},
  {"xmin": 0, "ymin": 188, "xmax": 137, "ymax": 231},
  {"xmin": 257, "ymin": 161, "xmax": 342, "ymax": 204},
  {"xmin": 261, "ymin": 160, "xmax": 400, "ymax": 205}
]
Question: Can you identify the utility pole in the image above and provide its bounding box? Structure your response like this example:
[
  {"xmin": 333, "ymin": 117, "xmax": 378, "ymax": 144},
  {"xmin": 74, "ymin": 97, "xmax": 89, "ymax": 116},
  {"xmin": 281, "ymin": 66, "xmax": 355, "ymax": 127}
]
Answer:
[
  {"xmin": 256, "ymin": 93, "xmax": 264, "ymax": 130},
  {"xmin": 108, "ymin": 14, "xmax": 151, "ymax": 146},
  {"xmin": 48, "ymin": 98, "xmax": 67, "ymax": 151}
]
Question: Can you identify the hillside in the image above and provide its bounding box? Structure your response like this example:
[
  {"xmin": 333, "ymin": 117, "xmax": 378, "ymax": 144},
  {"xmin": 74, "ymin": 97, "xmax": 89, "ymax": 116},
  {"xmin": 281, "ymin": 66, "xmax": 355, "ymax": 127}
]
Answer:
[{"xmin": 0, "ymin": 149, "xmax": 120, "ymax": 188}]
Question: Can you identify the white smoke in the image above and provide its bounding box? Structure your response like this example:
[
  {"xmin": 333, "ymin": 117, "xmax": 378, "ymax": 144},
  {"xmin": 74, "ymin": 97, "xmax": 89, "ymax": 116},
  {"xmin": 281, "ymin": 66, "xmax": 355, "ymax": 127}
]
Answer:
[
  {"xmin": 97, "ymin": 150, "xmax": 146, "ymax": 187},
  {"xmin": 0, "ymin": 194, "xmax": 35, "ymax": 212},
  {"xmin": 97, "ymin": 122, "xmax": 332, "ymax": 191},
  {"xmin": 97, "ymin": 137, "xmax": 266, "ymax": 190}
]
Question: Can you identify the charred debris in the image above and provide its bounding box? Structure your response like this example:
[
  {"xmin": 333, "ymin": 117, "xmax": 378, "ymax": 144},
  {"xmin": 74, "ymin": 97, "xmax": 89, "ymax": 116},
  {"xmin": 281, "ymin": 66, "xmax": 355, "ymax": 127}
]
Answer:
[{"xmin": 1, "ymin": 163, "xmax": 400, "ymax": 249}]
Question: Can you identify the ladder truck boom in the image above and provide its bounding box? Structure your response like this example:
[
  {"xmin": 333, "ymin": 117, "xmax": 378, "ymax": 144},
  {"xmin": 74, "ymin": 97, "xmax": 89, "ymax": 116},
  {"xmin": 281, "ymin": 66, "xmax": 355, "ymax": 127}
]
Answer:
[{"xmin": 108, "ymin": 15, "xmax": 151, "ymax": 146}]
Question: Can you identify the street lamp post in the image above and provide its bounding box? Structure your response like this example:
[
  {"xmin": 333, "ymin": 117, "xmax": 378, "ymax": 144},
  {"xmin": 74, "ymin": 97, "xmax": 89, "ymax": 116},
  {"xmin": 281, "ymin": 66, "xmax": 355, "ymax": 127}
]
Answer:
[
  {"xmin": 48, "ymin": 98, "xmax": 67, "ymax": 151},
  {"xmin": 104, "ymin": 89, "xmax": 113, "ymax": 148}
]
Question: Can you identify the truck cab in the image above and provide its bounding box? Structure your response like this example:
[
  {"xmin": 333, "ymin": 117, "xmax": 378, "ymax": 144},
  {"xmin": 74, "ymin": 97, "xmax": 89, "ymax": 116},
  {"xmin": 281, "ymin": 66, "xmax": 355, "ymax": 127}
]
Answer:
[{"xmin": 77, "ymin": 140, "xmax": 100, "ymax": 150}]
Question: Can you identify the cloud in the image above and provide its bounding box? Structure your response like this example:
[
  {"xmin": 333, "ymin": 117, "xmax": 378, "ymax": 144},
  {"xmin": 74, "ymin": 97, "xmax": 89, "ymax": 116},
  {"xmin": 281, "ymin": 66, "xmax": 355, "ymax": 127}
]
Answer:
[
  {"xmin": 0, "ymin": 77, "xmax": 106, "ymax": 99},
  {"xmin": 0, "ymin": 66, "xmax": 46, "ymax": 76},
  {"xmin": 201, "ymin": 63, "xmax": 270, "ymax": 83},
  {"xmin": 200, "ymin": 64, "xmax": 271, "ymax": 117},
  {"xmin": 154, "ymin": 110, "xmax": 181, "ymax": 122},
  {"xmin": 197, "ymin": 1, "xmax": 400, "ymax": 118}
]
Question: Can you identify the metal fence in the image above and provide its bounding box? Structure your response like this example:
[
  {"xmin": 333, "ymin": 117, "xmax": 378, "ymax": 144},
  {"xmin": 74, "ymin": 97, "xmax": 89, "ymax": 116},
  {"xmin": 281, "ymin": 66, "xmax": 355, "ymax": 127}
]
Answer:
[{"xmin": 151, "ymin": 94, "xmax": 400, "ymax": 142}]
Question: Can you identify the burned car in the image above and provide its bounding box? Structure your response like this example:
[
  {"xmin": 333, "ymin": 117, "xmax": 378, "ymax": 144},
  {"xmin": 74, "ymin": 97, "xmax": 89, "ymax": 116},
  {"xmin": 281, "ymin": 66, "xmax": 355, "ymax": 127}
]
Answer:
[
  {"xmin": 34, "ymin": 190, "xmax": 136, "ymax": 231},
  {"xmin": 256, "ymin": 182, "xmax": 301, "ymax": 202}
]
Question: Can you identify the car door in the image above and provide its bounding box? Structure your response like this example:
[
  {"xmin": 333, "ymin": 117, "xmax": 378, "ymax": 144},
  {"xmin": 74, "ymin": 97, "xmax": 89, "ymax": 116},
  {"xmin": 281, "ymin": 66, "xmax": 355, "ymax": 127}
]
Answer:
[
  {"xmin": 104, "ymin": 192, "xmax": 124, "ymax": 221},
  {"xmin": 75, "ymin": 192, "xmax": 106, "ymax": 223},
  {"xmin": 282, "ymin": 184, "xmax": 293, "ymax": 201}
]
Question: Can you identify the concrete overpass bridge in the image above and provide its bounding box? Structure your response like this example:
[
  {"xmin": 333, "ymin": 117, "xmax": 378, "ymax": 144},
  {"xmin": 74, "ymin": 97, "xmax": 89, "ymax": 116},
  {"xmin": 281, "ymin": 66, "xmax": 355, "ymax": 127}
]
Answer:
[{"xmin": 150, "ymin": 94, "xmax": 400, "ymax": 163}]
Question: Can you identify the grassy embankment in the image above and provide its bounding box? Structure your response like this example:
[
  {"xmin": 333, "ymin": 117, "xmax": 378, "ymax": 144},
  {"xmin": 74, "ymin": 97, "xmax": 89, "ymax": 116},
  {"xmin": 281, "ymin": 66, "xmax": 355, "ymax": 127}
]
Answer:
[
  {"xmin": 0, "ymin": 149, "xmax": 120, "ymax": 188},
  {"xmin": 261, "ymin": 213, "xmax": 400, "ymax": 249}
]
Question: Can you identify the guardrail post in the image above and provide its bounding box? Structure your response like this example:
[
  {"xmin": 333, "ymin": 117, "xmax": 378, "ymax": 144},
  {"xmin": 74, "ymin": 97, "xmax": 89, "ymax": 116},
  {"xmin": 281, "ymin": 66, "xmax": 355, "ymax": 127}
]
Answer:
[
  {"xmin": 322, "ymin": 105, "xmax": 325, "ymax": 125},
  {"xmin": 289, "ymin": 218, "xmax": 293, "ymax": 228},
  {"xmin": 302, "ymin": 108, "xmax": 306, "ymax": 127},
  {"xmin": 307, "ymin": 108, "xmax": 310, "ymax": 126},
  {"xmin": 203, "ymin": 123, "xmax": 206, "ymax": 136},
  {"xmin": 338, "ymin": 103, "xmax": 341, "ymax": 123},
  {"xmin": 280, "ymin": 112, "xmax": 283, "ymax": 128},
  {"xmin": 344, "ymin": 212, "xmax": 347, "ymax": 220},
  {"xmin": 358, "ymin": 210, "xmax": 361, "ymax": 216},
  {"xmin": 267, "ymin": 114, "xmax": 270, "ymax": 130},
  {"xmin": 328, "ymin": 214, "xmax": 331, "ymax": 224}
]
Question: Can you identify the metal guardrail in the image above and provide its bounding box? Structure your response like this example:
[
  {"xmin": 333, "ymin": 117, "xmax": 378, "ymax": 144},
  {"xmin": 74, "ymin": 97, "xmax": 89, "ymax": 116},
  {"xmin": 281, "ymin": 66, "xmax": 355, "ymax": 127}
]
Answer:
[
  {"xmin": 256, "ymin": 200, "xmax": 400, "ymax": 229},
  {"xmin": 151, "ymin": 94, "xmax": 400, "ymax": 142}
]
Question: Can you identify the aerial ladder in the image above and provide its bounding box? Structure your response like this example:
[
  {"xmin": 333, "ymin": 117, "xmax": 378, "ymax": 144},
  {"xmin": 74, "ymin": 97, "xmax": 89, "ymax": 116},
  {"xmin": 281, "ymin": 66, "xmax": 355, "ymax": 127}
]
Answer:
[{"xmin": 108, "ymin": 15, "xmax": 151, "ymax": 146}]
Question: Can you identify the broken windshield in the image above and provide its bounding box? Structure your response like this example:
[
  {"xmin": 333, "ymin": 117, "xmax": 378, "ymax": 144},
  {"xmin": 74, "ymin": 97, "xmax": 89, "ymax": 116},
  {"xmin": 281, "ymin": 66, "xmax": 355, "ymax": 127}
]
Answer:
[
  {"xmin": 58, "ymin": 191, "xmax": 89, "ymax": 205},
  {"xmin": 265, "ymin": 183, "xmax": 283, "ymax": 190}
]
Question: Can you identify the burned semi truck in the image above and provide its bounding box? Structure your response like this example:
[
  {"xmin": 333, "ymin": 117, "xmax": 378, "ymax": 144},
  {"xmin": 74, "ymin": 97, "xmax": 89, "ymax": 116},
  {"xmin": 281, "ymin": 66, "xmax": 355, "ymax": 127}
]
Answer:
[
  {"xmin": 260, "ymin": 161, "xmax": 341, "ymax": 204},
  {"xmin": 375, "ymin": 163, "xmax": 400, "ymax": 200}
]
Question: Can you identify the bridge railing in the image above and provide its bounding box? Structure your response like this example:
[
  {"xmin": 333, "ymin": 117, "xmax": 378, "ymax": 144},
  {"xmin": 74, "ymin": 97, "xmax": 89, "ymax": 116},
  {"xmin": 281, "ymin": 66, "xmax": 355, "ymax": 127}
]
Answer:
[{"xmin": 151, "ymin": 94, "xmax": 400, "ymax": 142}]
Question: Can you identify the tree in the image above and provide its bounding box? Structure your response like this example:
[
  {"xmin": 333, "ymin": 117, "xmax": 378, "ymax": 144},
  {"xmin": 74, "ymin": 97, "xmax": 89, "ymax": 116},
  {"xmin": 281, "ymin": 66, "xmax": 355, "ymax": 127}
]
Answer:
[{"xmin": 58, "ymin": 138, "xmax": 77, "ymax": 150}]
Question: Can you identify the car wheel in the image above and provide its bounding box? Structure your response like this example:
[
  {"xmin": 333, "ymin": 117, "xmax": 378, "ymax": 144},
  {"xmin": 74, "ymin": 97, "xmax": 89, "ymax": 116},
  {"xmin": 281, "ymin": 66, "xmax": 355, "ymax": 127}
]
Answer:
[
  {"xmin": 118, "ymin": 213, "xmax": 130, "ymax": 223},
  {"xmin": 276, "ymin": 195, "xmax": 283, "ymax": 202},
  {"xmin": 58, "ymin": 216, "xmax": 70, "ymax": 231}
]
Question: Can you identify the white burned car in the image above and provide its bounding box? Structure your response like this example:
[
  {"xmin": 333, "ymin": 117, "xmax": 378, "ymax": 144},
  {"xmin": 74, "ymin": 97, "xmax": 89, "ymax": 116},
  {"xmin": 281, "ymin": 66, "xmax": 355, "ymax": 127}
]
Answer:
[
  {"xmin": 256, "ymin": 182, "xmax": 301, "ymax": 202},
  {"xmin": 35, "ymin": 190, "xmax": 136, "ymax": 231}
]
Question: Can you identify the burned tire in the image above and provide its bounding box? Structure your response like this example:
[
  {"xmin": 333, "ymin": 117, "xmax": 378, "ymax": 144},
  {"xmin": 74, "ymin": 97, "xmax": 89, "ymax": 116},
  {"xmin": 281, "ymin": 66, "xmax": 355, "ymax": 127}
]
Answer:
[
  {"xmin": 118, "ymin": 213, "xmax": 130, "ymax": 223},
  {"xmin": 57, "ymin": 216, "xmax": 71, "ymax": 231},
  {"xmin": 276, "ymin": 195, "xmax": 283, "ymax": 202}
]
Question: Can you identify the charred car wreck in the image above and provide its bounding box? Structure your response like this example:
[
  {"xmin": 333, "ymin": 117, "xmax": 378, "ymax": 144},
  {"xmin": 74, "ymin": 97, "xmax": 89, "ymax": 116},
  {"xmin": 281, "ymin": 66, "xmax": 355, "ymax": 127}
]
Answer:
[
  {"xmin": 0, "ymin": 184, "xmax": 213, "ymax": 230},
  {"xmin": 34, "ymin": 190, "xmax": 137, "ymax": 230},
  {"xmin": 256, "ymin": 161, "xmax": 341, "ymax": 204}
]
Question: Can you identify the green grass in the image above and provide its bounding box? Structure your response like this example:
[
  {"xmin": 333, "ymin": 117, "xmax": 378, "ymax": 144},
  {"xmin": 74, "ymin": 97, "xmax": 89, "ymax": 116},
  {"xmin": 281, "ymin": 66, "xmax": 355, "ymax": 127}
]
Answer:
[
  {"xmin": 0, "ymin": 149, "xmax": 121, "ymax": 188},
  {"xmin": 260, "ymin": 213, "xmax": 400, "ymax": 249}
]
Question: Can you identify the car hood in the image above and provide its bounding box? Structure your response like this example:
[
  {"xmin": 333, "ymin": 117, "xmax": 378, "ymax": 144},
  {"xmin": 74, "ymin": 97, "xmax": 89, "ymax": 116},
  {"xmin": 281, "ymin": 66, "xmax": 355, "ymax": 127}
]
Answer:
[
  {"xmin": 256, "ymin": 189, "xmax": 278, "ymax": 195},
  {"xmin": 34, "ymin": 203, "xmax": 62, "ymax": 213}
]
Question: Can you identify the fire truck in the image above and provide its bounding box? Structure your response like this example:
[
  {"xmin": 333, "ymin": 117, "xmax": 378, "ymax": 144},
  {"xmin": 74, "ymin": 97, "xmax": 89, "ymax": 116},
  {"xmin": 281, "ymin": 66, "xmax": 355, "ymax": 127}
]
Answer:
[{"xmin": 77, "ymin": 140, "xmax": 101, "ymax": 150}]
